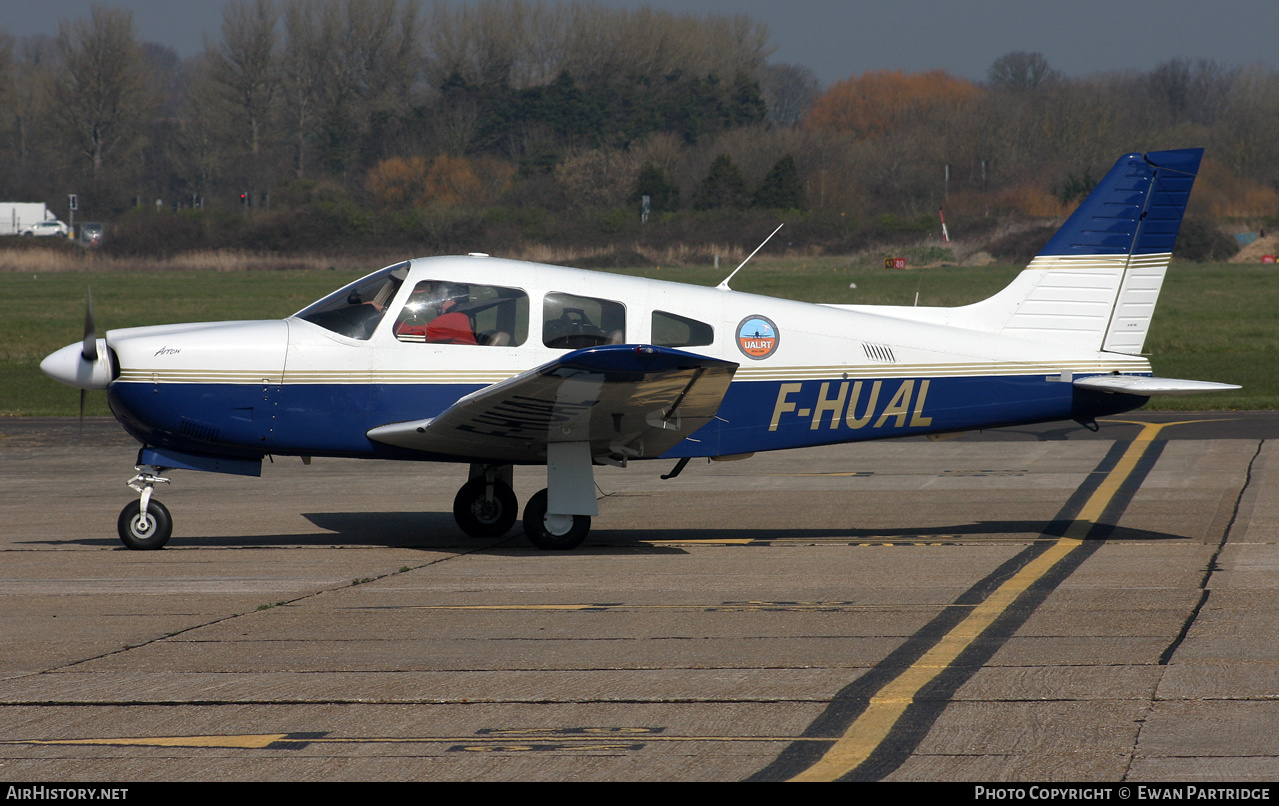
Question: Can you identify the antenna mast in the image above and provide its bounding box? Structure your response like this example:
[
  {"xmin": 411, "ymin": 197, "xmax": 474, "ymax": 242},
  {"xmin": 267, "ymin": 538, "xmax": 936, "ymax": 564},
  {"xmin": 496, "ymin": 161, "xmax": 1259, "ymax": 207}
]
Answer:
[{"xmin": 717, "ymin": 223, "xmax": 784, "ymax": 291}]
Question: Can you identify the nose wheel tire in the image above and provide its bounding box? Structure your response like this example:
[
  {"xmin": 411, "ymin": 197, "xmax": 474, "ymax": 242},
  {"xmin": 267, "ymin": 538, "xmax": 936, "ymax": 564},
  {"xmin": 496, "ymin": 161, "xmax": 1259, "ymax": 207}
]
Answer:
[
  {"xmin": 521, "ymin": 488, "xmax": 590, "ymax": 550},
  {"xmin": 117, "ymin": 499, "xmax": 173, "ymax": 550},
  {"xmin": 453, "ymin": 477, "xmax": 518, "ymax": 537}
]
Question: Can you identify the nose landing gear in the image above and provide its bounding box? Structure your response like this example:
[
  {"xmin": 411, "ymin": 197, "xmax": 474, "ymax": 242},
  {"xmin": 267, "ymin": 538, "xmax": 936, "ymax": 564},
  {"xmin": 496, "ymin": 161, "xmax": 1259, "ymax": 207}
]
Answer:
[{"xmin": 118, "ymin": 466, "xmax": 172, "ymax": 550}]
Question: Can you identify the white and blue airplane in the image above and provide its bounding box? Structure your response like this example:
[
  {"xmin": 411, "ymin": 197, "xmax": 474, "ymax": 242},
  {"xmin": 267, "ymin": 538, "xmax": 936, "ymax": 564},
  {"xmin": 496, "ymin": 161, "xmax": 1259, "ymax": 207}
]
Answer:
[{"xmin": 42, "ymin": 148, "xmax": 1236, "ymax": 551}]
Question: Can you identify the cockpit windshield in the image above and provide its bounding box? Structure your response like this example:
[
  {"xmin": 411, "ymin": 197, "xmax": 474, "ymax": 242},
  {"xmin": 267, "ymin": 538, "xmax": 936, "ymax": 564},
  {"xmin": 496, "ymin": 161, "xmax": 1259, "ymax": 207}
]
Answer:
[{"xmin": 294, "ymin": 262, "xmax": 410, "ymax": 340}]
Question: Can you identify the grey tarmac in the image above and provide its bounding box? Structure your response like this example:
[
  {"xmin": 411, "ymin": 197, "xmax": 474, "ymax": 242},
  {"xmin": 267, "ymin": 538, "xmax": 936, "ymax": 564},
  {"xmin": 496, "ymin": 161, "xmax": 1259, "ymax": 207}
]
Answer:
[{"xmin": 0, "ymin": 413, "xmax": 1276, "ymax": 781}]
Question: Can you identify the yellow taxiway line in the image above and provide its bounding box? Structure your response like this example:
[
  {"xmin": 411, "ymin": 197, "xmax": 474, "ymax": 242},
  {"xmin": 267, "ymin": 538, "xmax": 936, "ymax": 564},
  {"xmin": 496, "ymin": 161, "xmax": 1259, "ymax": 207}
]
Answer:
[{"xmin": 788, "ymin": 421, "xmax": 1174, "ymax": 782}]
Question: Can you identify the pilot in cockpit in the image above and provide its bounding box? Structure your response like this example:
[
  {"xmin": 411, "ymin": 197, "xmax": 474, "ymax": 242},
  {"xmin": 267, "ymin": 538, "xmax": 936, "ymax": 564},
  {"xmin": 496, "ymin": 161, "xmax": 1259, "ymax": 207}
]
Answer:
[{"xmin": 395, "ymin": 282, "xmax": 477, "ymax": 345}]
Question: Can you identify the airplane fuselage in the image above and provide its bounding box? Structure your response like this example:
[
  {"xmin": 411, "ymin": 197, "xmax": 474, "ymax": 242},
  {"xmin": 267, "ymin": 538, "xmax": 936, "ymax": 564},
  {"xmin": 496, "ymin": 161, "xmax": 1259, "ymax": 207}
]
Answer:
[{"xmin": 103, "ymin": 255, "xmax": 1150, "ymax": 468}]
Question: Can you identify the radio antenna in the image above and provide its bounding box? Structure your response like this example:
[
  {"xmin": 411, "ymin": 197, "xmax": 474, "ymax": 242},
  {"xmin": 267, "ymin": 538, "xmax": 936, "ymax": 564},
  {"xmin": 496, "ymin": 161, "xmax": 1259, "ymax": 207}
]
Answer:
[{"xmin": 717, "ymin": 223, "xmax": 783, "ymax": 291}]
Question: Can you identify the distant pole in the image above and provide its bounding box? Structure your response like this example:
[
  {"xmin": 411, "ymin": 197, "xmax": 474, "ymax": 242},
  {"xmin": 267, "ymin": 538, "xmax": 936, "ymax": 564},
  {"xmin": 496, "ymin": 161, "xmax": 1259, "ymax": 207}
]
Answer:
[{"xmin": 981, "ymin": 159, "xmax": 989, "ymax": 217}]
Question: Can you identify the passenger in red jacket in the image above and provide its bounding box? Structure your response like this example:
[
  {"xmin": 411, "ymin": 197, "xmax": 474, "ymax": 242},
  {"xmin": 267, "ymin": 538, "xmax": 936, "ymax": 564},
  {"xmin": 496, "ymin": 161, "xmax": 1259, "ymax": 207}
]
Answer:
[
  {"xmin": 395, "ymin": 283, "xmax": 476, "ymax": 345},
  {"xmin": 425, "ymin": 297, "xmax": 477, "ymax": 345}
]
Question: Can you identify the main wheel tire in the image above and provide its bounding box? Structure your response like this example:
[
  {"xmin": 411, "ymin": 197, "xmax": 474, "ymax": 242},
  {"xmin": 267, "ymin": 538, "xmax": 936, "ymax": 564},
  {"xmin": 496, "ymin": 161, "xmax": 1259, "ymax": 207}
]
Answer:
[
  {"xmin": 117, "ymin": 499, "xmax": 173, "ymax": 550},
  {"xmin": 453, "ymin": 477, "xmax": 518, "ymax": 537},
  {"xmin": 521, "ymin": 488, "xmax": 590, "ymax": 550}
]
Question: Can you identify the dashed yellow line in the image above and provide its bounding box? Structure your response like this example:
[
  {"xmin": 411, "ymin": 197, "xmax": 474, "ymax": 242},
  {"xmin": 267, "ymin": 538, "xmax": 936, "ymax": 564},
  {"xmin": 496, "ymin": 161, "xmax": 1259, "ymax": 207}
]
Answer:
[
  {"xmin": 1, "ymin": 733, "xmax": 823, "ymax": 749},
  {"xmin": 5, "ymin": 735, "xmax": 288, "ymax": 749},
  {"xmin": 400, "ymin": 602, "xmax": 900, "ymax": 612}
]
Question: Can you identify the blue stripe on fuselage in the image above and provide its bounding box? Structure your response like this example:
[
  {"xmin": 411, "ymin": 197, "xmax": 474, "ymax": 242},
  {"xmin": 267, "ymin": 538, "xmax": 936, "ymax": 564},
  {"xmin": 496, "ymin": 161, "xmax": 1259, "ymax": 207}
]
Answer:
[
  {"xmin": 661, "ymin": 375, "xmax": 1145, "ymax": 457},
  {"xmin": 108, "ymin": 374, "xmax": 1149, "ymax": 463}
]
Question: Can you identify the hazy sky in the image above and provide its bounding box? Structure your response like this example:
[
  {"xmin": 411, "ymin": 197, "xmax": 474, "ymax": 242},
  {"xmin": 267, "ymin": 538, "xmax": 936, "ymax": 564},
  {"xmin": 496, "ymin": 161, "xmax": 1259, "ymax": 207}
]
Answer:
[{"xmin": 4, "ymin": 0, "xmax": 1276, "ymax": 86}]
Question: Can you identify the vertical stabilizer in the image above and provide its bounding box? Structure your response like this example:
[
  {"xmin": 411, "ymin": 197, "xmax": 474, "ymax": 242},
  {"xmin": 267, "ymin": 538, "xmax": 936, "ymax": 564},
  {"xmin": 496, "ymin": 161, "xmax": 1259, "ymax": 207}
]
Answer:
[{"xmin": 995, "ymin": 148, "xmax": 1202, "ymax": 354}]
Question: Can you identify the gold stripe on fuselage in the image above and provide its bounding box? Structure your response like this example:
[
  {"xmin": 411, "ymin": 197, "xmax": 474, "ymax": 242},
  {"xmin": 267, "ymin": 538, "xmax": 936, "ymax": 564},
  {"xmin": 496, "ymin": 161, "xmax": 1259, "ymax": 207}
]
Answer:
[{"xmin": 117, "ymin": 358, "xmax": 1150, "ymax": 386}]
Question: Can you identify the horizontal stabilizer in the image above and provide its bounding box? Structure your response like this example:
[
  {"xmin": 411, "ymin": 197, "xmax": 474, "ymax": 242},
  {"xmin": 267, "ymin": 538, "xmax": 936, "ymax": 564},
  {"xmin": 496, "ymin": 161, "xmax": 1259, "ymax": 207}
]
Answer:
[
  {"xmin": 1073, "ymin": 376, "xmax": 1240, "ymax": 396},
  {"xmin": 367, "ymin": 345, "xmax": 737, "ymax": 461}
]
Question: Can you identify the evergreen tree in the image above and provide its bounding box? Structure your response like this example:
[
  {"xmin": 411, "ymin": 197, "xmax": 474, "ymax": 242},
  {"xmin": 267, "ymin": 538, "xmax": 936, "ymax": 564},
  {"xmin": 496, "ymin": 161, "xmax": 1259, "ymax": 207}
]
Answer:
[
  {"xmin": 726, "ymin": 73, "xmax": 768, "ymax": 127},
  {"xmin": 540, "ymin": 71, "xmax": 601, "ymax": 145},
  {"xmin": 693, "ymin": 154, "xmax": 747, "ymax": 210},
  {"xmin": 753, "ymin": 155, "xmax": 805, "ymax": 210}
]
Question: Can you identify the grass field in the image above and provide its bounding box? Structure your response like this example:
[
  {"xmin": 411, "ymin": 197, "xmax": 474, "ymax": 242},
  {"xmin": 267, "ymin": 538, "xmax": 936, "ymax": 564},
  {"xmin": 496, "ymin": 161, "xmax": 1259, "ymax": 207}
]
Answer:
[{"xmin": 1, "ymin": 258, "xmax": 1271, "ymax": 417}]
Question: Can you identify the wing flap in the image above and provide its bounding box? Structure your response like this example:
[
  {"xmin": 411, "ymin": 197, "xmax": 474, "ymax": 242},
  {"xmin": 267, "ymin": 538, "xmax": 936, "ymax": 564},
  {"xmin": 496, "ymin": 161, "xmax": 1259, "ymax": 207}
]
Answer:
[
  {"xmin": 367, "ymin": 345, "xmax": 737, "ymax": 461},
  {"xmin": 1073, "ymin": 375, "xmax": 1240, "ymax": 396}
]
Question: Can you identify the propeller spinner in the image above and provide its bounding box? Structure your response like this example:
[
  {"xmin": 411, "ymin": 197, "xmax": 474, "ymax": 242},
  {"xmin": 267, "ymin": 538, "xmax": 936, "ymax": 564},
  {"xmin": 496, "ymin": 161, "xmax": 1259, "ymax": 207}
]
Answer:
[{"xmin": 41, "ymin": 288, "xmax": 114, "ymax": 392}]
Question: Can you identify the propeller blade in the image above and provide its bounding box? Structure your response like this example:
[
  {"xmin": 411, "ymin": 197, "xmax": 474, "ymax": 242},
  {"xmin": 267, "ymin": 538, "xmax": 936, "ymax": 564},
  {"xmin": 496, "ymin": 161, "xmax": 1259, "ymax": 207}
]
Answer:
[
  {"xmin": 82, "ymin": 287, "xmax": 98, "ymax": 363},
  {"xmin": 79, "ymin": 388, "xmax": 86, "ymax": 437}
]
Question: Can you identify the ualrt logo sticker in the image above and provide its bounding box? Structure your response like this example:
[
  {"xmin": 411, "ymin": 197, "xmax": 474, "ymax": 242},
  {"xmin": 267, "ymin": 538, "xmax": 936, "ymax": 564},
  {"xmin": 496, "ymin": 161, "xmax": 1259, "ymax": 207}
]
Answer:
[{"xmin": 737, "ymin": 315, "xmax": 779, "ymax": 359}]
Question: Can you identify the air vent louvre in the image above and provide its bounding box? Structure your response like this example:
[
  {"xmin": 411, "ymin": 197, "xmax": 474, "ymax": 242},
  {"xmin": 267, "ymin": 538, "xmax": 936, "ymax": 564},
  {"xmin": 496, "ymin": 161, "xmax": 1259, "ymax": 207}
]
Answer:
[
  {"xmin": 862, "ymin": 343, "xmax": 897, "ymax": 363},
  {"xmin": 179, "ymin": 419, "xmax": 221, "ymax": 443}
]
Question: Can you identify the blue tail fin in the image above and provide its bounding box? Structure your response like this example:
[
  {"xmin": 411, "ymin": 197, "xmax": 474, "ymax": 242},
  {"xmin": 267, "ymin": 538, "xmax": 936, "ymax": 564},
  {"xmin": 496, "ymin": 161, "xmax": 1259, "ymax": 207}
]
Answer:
[
  {"xmin": 1039, "ymin": 148, "xmax": 1202, "ymax": 258},
  {"xmin": 992, "ymin": 148, "xmax": 1203, "ymax": 354}
]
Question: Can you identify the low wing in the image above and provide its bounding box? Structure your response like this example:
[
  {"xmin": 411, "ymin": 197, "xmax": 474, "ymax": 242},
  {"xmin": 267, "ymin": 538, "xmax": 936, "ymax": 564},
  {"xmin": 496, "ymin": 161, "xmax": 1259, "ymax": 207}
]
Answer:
[
  {"xmin": 367, "ymin": 345, "xmax": 737, "ymax": 462},
  {"xmin": 1073, "ymin": 375, "xmax": 1240, "ymax": 395}
]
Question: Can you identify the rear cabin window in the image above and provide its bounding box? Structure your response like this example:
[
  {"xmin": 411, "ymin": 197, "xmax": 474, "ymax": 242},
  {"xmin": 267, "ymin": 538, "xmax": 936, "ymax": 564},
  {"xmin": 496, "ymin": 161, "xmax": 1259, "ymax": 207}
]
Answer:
[
  {"xmin": 394, "ymin": 281, "xmax": 529, "ymax": 346},
  {"xmin": 542, "ymin": 292, "xmax": 626, "ymax": 349},
  {"xmin": 651, "ymin": 311, "xmax": 713, "ymax": 348}
]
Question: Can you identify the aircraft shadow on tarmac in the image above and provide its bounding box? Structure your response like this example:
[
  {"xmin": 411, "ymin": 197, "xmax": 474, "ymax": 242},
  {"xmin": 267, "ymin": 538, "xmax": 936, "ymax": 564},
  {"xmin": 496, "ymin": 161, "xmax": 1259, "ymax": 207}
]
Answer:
[
  {"xmin": 292, "ymin": 513, "xmax": 1189, "ymax": 545},
  {"xmin": 589, "ymin": 520, "xmax": 1187, "ymax": 543},
  {"xmin": 37, "ymin": 511, "xmax": 1188, "ymax": 551}
]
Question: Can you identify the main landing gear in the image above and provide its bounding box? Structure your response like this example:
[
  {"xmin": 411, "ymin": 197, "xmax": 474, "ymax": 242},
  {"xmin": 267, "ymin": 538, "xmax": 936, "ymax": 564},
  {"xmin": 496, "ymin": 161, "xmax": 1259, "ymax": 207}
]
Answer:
[
  {"xmin": 521, "ymin": 489, "xmax": 590, "ymax": 550},
  {"xmin": 118, "ymin": 465, "xmax": 172, "ymax": 550},
  {"xmin": 453, "ymin": 466, "xmax": 519, "ymax": 538},
  {"xmin": 452, "ymin": 459, "xmax": 593, "ymax": 551}
]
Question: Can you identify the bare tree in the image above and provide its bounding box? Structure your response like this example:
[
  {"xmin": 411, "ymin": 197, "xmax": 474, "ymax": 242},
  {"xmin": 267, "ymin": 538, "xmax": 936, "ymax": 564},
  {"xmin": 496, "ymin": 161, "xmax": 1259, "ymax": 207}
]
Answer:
[
  {"xmin": 0, "ymin": 33, "xmax": 14, "ymax": 182},
  {"xmin": 0, "ymin": 36, "xmax": 60, "ymax": 198},
  {"xmin": 279, "ymin": 0, "xmax": 326, "ymax": 178},
  {"xmin": 759, "ymin": 62, "xmax": 819, "ymax": 127},
  {"xmin": 424, "ymin": 1, "xmax": 772, "ymax": 92},
  {"xmin": 0, "ymin": 33, "xmax": 11, "ymax": 118},
  {"xmin": 424, "ymin": 0, "xmax": 500, "ymax": 88},
  {"xmin": 1147, "ymin": 58, "xmax": 1239, "ymax": 127},
  {"xmin": 206, "ymin": 0, "xmax": 280, "ymax": 194},
  {"xmin": 1214, "ymin": 65, "xmax": 1279, "ymax": 185},
  {"xmin": 176, "ymin": 53, "xmax": 226, "ymax": 202},
  {"xmin": 987, "ymin": 51, "xmax": 1060, "ymax": 92},
  {"xmin": 313, "ymin": 0, "xmax": 423, "ymax": 176},
  {"xmin": 48, "ymin": 6, "xmax": 151, "ymax": 180}
]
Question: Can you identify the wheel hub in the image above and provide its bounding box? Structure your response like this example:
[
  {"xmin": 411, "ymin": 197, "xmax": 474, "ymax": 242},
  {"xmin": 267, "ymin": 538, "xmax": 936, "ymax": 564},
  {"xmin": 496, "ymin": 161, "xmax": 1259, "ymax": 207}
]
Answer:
[
  {"xmin": 130, "ymin": 513, "xmax": 156, "ymax": 538},
  {"xmin": 472, "ymin": 497, "xmax": 501, "ymax": 523},
  {"xmin": 544, "ymin": 513, "xmax": 574, "ymax": 535}
]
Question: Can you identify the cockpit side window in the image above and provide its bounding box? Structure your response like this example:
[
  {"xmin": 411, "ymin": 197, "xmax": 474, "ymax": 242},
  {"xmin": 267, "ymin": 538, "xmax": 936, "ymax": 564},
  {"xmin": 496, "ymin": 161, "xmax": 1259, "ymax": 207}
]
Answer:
[
  {"xmin": 652, "ymin": 310, "xmax": 714, "ymax": 348},
  {"xmin": 394, "ymin": 280, "xmax": 529, "ymax": 346},
  {"xmin": 543, "ymin": 292, "xmax": 626, "ymax": 349},
  {"xmin": 295, "ymin": 262, "xmax": 409, "ymax": 340}
]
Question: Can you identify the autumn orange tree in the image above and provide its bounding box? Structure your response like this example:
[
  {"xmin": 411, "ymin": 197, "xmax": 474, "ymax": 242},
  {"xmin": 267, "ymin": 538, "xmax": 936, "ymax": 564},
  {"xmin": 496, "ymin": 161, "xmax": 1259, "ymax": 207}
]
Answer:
[
  {"xmin": 805, "ymin": 70, "xmax": 981, "ymax": 140},
  {"xmin": 367, "ymin": 154, "xmax": 515, "ymax": 210},
  {"xmin": 366, "ymin": 156, "xmax": 430, "ymax": 208}
]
